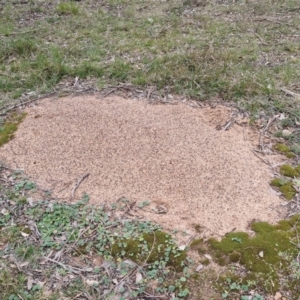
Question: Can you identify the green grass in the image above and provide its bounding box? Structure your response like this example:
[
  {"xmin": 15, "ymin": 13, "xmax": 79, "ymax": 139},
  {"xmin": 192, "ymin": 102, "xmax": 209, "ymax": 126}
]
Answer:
[{"xmin": 0, "ymin": 0, "xmax": 300, "ymax": 115}]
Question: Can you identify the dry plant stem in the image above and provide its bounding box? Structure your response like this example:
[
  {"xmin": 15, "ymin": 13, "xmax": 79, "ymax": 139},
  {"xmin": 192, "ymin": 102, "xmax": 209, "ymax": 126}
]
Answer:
[
  {"xmin": 254, "ymin": 33, "xmax": 268, "ymax": 45},
  {"xmin": 43, "ymin": 256, "xmax": 87, "ymax": 274},
  {"xmin": 0, "ymin": 92, "xmax": 56, "ymax": 116},
  {"xmin": 0, "ymin": 26, "xmax": 47, "ymax": 37},
  {"xmin": 99, "ymin": 267, "xmax": 138, "ymax": 300},
  {"xmin": 185, "ymin": 234, "xmax": 195, "ymax": 248},
  {"xmin": 142, "ymin": 232, "xmax": 156, "ymax": 266},
  {"xmin": 71, "ymin": 292, "xmax": 83, "ymax": 300},
  {"xmin": 281, "ymin": 88, "xmax": 300, "ymax": 98},
  {"xmin": 222, "ymin": 119, "xmax": 235, "ymax": 131},
  {"xmin": 142, "ymin": 292, "xmax": 167, "ymax": 298},
  {"xmin": 259, "ymin": 115, "xmax": 279, "ymax": 152},
  {"xmin": 71, "ymin": 173, "xmax": 90, "ymax": 199},
  {"xmin": 0, "ymin": 72, "xmax": 15, "ymax": 78},
  {"xmin": 251, "ymin": 150, "xmax": 271, "ymax": 166}
]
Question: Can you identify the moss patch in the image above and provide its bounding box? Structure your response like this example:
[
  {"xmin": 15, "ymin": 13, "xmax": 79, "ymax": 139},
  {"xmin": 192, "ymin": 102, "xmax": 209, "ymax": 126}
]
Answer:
[
  {"xmin": 0, "ymin": 113, "xmax": 26, "ymax": 147},
  {"xmin": 280, "ymin": 164, "xmax": 299, "ymax": 178},
  {"xmin": 207, "ymin": 216, "xmax": 300, "ymax": 295},
  {"xmin": 270, "ymin": 177, "xmax": 296, "ymax": 200},
  {"xmin": 274, "ymin": 143, "xmax": 295, "ymax": 158},
  {"xmin": 111, "ymin": 230, "xmax": 187, "ymax": 272}
]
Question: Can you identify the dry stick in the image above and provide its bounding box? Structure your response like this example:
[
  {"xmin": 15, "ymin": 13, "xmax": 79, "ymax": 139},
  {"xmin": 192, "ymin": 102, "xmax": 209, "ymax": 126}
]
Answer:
[
  {"xmin": 142, "ymin": 232, "xmax": 156, "ymax": 267},
  {"xmin": 100, "ymin": 266, "xmax": 138, "ymax": 300},
  {"xmin": 71, "ymin": 173, "xmax": 90, "ymax": 199},
  {"xmin": 185, "ymin": 234, "xmax": 196, "ymax": 248},
  {"xmin": 254, "ymin": 33, "xmax": 268, "ymax": 45},
  {"xmin": 43, "ymin": 256, "xmax": 88, "ymax": 274},
  {"xmin": 142, "ymin": 292, "xmax": 167, "ymax": 298},
  {"xmin": 281, "ymin": 88, "xmax": 300, "ymax": 98},
  {"xmin": 0, "ymin": 26, "xmax": 47, "ymax": 37},
  {"xmin": 259, "ymin": 115, "xmax": 279, "ymax": 152},
  {"xmin": 71, "ymin": 292, "xmax": 83, "ymax": 300},
  {"xmin": 0, "ymin": 92, "xmax": 56, "ymax": 116},
  {"xmin": 222, "ymin": 119, "xmax": 235, "ymax": 131},
  {"xmin": 251, "ymin": 150, "xmax": 271, "ymax": 166},
  {"xmin": 0, "ymin": 72, "xmax": 14, "ymax": 78}
]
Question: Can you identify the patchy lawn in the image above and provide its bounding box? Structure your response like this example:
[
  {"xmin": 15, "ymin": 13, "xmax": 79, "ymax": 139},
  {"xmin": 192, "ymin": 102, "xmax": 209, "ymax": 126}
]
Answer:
[{"xmin": 0, "ymin": 0, "xmax": 300, "ymax": 116}]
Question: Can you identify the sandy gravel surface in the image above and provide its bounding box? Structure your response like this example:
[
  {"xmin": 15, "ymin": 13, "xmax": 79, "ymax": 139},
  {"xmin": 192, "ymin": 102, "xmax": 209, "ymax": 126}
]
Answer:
[{"xmin": 0, "ymin": 96, "xmax": 285, "ymax": 237}]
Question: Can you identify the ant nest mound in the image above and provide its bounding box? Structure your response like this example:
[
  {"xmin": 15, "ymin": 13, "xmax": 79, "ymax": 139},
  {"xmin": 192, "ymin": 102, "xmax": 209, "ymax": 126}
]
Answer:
[{"xmin": 0, "ymin": 95, "xmax": 286, "ymax": 237}]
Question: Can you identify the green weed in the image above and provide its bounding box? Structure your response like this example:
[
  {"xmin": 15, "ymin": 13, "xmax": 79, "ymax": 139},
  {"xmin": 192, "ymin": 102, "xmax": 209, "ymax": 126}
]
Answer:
[{"xmin": 56, "ymin": 2, "xmax": 79, "ymax": 15}]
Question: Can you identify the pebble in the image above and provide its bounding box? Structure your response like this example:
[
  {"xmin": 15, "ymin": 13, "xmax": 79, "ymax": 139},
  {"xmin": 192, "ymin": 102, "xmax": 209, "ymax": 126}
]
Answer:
[{"xmin": 282, "ymin": 129, "xmax": 292, "ymax": 137}]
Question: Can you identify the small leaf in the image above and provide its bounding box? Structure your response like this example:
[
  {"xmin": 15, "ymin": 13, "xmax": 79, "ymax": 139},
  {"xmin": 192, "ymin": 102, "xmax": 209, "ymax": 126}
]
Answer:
[
  {"xmin": 241, "ymin": 284, "xmax": 249, "ymax": 292},
  {"xmin": 168, "ymin": 285, "xmax": 175, "ymax": 292},
  {"xmin": 222, "ymin": 293, "xmax": 228, "ymax": 298},
  {"xmin": 231, "ymin": 237, "xmax": 242, "ymax": 243}
]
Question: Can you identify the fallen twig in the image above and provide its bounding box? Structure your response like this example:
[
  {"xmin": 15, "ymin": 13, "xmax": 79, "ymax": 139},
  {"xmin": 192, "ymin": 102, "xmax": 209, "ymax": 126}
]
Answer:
[
  {"xmin": 252, "ymin": 150, "xmax": 271, "ymax": 166},
  {"xmin": 281, "ymin": 88, "xmax": 300, "ymax": 98},
  {"xmin": 222, "ymin": 119, "xmax": 235, "ymax": 131},
  {"xmin": 254, "ymin": 33, "xmax": 268, "ymax": 45},
  {"xmin": 0, "ymin": 27, "xmax": 47, "ymax": 37},
  {"xmin": 0, "ymin": 92, "xmax": 56, "ymax": 116},
  {"xmin": 100, "ymin": 266, "xmax": 137, "ymax": 299},
  {"xmin": 259, "ymin": 115, "xmax": 279, "ymax": 152},
  {"xmin": 71, "ymin": 173, "xmax": 90, "ymax": 199},
  {"xmin": 43, "ymin": 256, "xmax": 89, "ymax": 274}
]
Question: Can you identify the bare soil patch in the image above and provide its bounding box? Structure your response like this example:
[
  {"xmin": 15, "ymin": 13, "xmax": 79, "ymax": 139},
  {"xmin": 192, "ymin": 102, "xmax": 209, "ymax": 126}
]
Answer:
[{"xmin": 0, "ymin": 96, "xmax": 286, "ymax": 236}]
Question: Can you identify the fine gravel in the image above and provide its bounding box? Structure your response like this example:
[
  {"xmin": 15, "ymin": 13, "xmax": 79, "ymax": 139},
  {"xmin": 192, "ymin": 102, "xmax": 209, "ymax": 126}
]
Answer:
[{"xmin": 0, "ymin": 96, "xmax": 286, "ymax": 237}]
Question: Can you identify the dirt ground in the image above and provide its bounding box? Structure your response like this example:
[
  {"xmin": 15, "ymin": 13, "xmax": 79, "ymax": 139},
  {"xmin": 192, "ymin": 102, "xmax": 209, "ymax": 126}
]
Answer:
[{"xmin": 0, "ymin": 95, "xmax": 286, "ymax": 237}]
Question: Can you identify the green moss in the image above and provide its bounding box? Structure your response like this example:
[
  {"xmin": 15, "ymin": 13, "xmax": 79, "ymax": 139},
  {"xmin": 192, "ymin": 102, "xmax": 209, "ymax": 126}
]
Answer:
[
  {"xmin": 279, "ymin": 183, "xmax": 296, "ymax": 200},
  {"xmin": 274, "ymin": 143, "xmax": 290, "ymax": 153},
  {"xmin": 270, "ymin": 178, "xmax": 283, "ymax": 187},
  {"xmin": 270, "ymin": 177, "xmax": 296, "ymax": 200},
  {"xmin": 229, "ymin": 252, "xmax": 241, "ymax": 263},
  {"xmin": 208, "ymin": 217, "xmax": 300, "ymax": 293},
  {"xmin": 111, "ymin": 230, "xmax": 187, "ymax": 272},
  {"xmin": 286, "ymin": 152, "xmax": 296, "ymax": 158},
  {"xmin": 294, "ymin": 164, "xmax": 300, "ymax": 173},
  {"xmin": 273, "ymin": 143, "xmax": 295, "ymax": 158},
  {"xmin": 190, "ymin": 238, "xmax": 208, "ymax": 254},
  {"xmin": 200, "ymin": 258, "xmax": 210, "ymax": 265},
  {"xmin": 190, "ymin": 239, "xmax": 203, "ymax": 248},
  {"xmin": 275, "ymin": 220, "xmax": 292, "ymax": 231},
  {"xmin": 280, "ymin": 164, "xmax": 299, "ymax": 177},
  {"xmin": 0, "ymin": 113, "xmax": 26, "ymax": 147}
]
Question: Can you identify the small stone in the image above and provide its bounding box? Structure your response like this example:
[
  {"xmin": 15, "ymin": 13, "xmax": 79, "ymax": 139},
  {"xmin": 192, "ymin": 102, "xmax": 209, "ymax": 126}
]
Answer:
[
  {"xmin": 196, "ymin": 264, "xmax": 204, "ymax": 272},
  {"xmin": 86, "ymin": 279, "xmax": 98, "ymax": 286},
  {"xmin": 282, "ymin": 129, "xmax": 292, "ymax": 137},
  {"xmin": 204, "ymin": 254, "xmax": 212, "ymax": 260},
  {"xmin": 1, "ymin": 208, "xmax": 9, "ymax": 215},
  {"xmin": 274, "ymin": 292, "xmax": 282, "ymax": 300},
  {"xmin": 259, "ymin": 251, "xmax": 264, "ymax": 258},
  {"xmin": 135, "ymin": 272, "xmax": 143, "ymax": 284}
]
